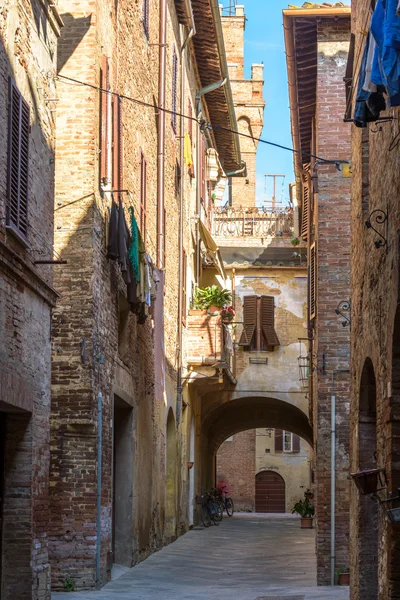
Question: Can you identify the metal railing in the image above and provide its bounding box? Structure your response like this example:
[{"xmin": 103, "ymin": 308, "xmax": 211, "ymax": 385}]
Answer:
[{"xmin": 212, "ymin": 206, "xmax": 294, "ymax": 238}]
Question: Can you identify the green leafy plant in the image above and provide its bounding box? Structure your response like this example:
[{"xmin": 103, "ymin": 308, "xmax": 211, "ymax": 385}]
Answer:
[
  {"xmin": 193, "ymin": 286, "xmax": 232, "ymax": 310},
  {"xmin": 335, "ymin": 568, "xmax": 349, "ymax": 577},
  {"xmin": 291, "ymin": 496, "xmax": 315, "ymax": 518},
  {"xmin": 63, "ymin": 578, "xmax": 75, "ymax": 592},
  {"xmin": 291, "ymin": 237, "xmax": 300, "ymax": 246}
]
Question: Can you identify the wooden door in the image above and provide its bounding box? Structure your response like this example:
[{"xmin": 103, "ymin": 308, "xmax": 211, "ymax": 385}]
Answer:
[{"xmin": 255, "ymin": 471, "xmax": 285, "ymax": 513}]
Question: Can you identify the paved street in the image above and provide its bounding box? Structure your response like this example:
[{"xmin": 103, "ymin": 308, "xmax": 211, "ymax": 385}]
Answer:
[{"xmin": 53, "ymin": 515, "xmax": 349, "ymax": 600}]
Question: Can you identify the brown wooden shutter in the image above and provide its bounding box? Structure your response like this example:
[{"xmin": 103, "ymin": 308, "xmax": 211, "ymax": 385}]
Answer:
[
  {"xmin": 293, "ymin": 434, "xmax": 300, "ymax": 453},
  {"xmin": 310, "ymin": 243, "xmax": 316, "ymax": 320},
  {"xmin": 182, "ymin": 248, "xmax": 187, "ymax": 322},
  {"xmin": 275, "ymin": 429, "xmax": 283, "ymax": 452},
  {"xmin": 112, "ymin": 95, "xmax": 123, "ymax": 195},
  {"xmin": 301, "ymin": 167, "xmax": 310, "ymax": 241},
  {"xmin": 172, "ymin": 50, "xmax": 178, "ymax": 132},
  {"xmin": 261, "ymin": 296, "xmax": 279, "ymax": 347},
  {"xmin": 163, "ymin": 207, "xmax": 166, "ymax": 267},
  {"xmin": 344, "ymin": 33, "xmax": 355, "ymax": 121},
  {"xmin": 100, "ymin": 56, "xmax": 109, "ymax": 185},
  {"xmin": 238, "ymin": 296, "xmax": 257, "ymax": 346},
  {"xmin": 140, "ymin": 150, "xmax": 147, "ymax": 239},
  {"xmin": 188, "ymin": 99, "xmax": 193, "ymax": 142},
  {"xmin": 7, "ymin": 78, "xmax": 30, "ymax": 238},
  {"xmin": 143, "ymin": 0, "xmax": 150, "ymax": 38}
]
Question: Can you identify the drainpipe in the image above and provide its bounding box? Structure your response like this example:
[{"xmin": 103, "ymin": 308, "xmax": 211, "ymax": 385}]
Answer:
[
  {"xmin": 331, "ymin": 369, "xmax": 350, "ymax": 586},
  {"xmin": 96, "ymin": 391, "xmax": 103, "ymax": 588},
  {"xmin": 157, "ymin": 0, "xmax": 167, "ymax": 268}
]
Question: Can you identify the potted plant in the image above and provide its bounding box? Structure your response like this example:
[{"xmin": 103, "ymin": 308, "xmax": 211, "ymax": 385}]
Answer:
[
  {"xmin": 220, "ymin": 306, "xmax": 235, "ymax": 323},
  {"xmin": 336, "ymin": 568, "xmax": 350, "ymax": 586},
  {"xmin": 291, "ymin": 492, "xmax": 315, "ymax": 528},
  {"xmin": 193, "ymin": 286, "xmax": 232, "ymax": 314},
  {"xmin": 291, "ymin": 237, "xmax": 300, "ymax": 246}
]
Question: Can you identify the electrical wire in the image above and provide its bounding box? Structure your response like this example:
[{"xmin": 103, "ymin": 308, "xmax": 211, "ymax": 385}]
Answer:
[{"xmin": 57, "ymin": 73, "xmax": 348, "ymax": 167}]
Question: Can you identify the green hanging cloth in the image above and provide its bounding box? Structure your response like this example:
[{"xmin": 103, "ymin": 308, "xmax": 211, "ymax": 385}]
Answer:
[{"xmin": 128, "ymin": 206, "xmax": 140, "ymax": 283}]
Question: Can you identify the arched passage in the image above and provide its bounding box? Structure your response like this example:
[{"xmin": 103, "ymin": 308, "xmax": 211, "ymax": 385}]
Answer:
[
  {"xmin": 357, "ymin": 358, "xmax": 378, "ymax": 600},
  {"xmin": 165, "ymin": 409, "xmax": 177, "ymax": 539},
  {"xmin": 202, "ymin": 396, "xmax": 313, "ymax": 487},
  {"xmin": 255, "ymin": 471, "xmax": 285, "ymax": 513}
]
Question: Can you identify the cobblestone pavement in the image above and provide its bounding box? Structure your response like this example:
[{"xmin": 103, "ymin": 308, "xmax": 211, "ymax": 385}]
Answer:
[{"xmin": 53, "ymin": 514, "xmax": 349, "ymax": 600}]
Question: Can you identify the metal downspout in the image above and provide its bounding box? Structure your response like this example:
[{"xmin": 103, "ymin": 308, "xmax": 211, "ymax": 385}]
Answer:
[{"xmin": 157, "ymin": 0, "xmax": 167, "ymax": 268}]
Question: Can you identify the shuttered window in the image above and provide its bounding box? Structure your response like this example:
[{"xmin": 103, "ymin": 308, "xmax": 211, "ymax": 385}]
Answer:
[
  {"xmin": 182, "ymin": 248, "xmax": 187, "ymax": 324},
  {"xmin": 7, "ymin": 78, "xmax": 30, "ymax": 239},
  {"xmin": 100, "ymin": 56, "xmax": 110, "ymax": 185},
  {"xmin": 140, "ymin": 150, "xmax": 147, "ymax": 240},
  {"xmin": 344, "ymin": 33, "xmax": 355, "ymax": 121},
  {"xmin": 143, "ymin": 0, "xmax": 150, "ymax": 39},
  {"xmin": 188, "ymin": 99, "xmax": 193, "ymax": 141},
  {"xmin": 239, "ymin": 295, "xmax": 279, "ymax": 350},
  {"xmin": 310, "ymin": 243, "xmax": 316, "ymax": 320},
  {"xmin": 112, "ymin": 95, "xmax": 123, "ymax": 195},
  {"xmin": 275, "ymin": 430, "xmax": 300, "ymax": 453},
  {"xmin": 171, "ymin": 50, "xmax": 178, "ymax": 133},
  {"xmin": 301, "ymin": 167, "xmax": 310, "ymax": 241}
]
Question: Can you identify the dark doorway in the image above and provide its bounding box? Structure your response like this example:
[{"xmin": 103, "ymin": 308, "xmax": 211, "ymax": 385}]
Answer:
[
  {"xmin": 358, "ymin": 358, "xmax": 378, "ymax": 600},
  {"xmin": 0, "ymin": 413, "xmax": 5, "ymax": 600},
  {"xmin": 112, "ymin": 396, "xmax": 133, "ymax": 567},
  {"xmin": 255, "ymin": 470, "xmax": 285, "ymax": 513}
]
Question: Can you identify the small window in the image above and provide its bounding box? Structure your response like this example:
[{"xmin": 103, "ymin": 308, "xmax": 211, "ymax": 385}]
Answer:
[
  {"xmin": 143, "ymin": 0, "xmax": 150, "ymax": 39},
  {"xmin": 283, "ymin": 431, "xmax": 293, "ymax": 453},
  {"xmin": 140, "ymin": 150, "xmax": 147, "ymax": 240},
  {"xmin": 7, "ymin": 78, "xmax": 30, "ymax": 240},
  {"xmin": 171, "ymin": 50, "xmax": 178, "ymax": 133}
]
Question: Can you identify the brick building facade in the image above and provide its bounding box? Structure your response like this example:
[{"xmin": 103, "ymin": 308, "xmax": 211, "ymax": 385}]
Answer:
[
  {"xmin": 349, "ymin": 1, "xmax": 400, "ymax": 598},
  {"xmin": 0, "ymin": 2, "xmax": 62, "ymax": 599},
  {"xmin": 284, "ymin": 5, "xmax": 352, "ymax": 585}
]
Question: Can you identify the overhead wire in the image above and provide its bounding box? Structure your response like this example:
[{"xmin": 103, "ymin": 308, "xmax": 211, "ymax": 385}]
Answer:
[{"xmin": 57, "ymin": 73, "xmax": 348, "ymax": 167}]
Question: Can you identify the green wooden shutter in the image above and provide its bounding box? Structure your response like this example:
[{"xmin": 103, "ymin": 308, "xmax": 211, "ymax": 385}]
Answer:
[
  {"xmin": 261, "ymin": 296, "xmax": 279, "ymax": 347},
  {"xmin": 238, "ymin": 296, "xmax": 257, "ymax": 347}
]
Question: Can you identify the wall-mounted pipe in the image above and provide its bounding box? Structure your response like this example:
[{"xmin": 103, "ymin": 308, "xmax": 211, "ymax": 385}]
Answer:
[{"xmin": 157, "ymin": 0, "xmax": 167, "ymax": 268}]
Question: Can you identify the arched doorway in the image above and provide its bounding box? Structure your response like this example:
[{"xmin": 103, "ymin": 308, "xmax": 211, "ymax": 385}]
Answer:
[
  {"xmin": 255, "ymin": 471, "xmax": 285, "ymax": 513},
  {"xmin": 357, "ymin": 358, "xmax": 378, "ymax": 600},
  {"xmin": 188, "ymin": 416, "xmax": 195, "ymax": 526},
  {"xmin": 165, "ymin": 409, "xmax": 177, "ymax": 539}
]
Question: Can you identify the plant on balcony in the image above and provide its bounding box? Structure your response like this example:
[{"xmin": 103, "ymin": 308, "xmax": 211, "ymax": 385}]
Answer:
[
  {"xmin": 291, "ymin": 237, "xmax": 300, "ymax": 246},
  {"xmin": 220, "ymin": 306, "xmax": 235, "ymax": 323},
  {"xmin": 193, "ymin": 286, "xmax": 232, "ymax": 312}
]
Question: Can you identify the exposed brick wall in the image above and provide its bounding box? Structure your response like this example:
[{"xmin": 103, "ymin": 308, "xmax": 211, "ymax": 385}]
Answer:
[
  {"xmin": 217, "ymin": 430, "xmax": 256, "ymax": 511},
  {"xmin": 350, "ymin": 2, "xmax": 400, "ymax": 598},
  {"xmin": 311, "ymin": 19, "xmax": 351, "ymax": 585}
]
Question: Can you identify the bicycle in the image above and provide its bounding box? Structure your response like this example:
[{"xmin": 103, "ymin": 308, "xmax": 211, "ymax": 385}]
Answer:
[
  {"xmin": 196, "ymin": 492, "xmax": 221, "ymax": 527},
  {"xmin": 216, "ymin": 486, "xmax": 234, "ymax": 517}
]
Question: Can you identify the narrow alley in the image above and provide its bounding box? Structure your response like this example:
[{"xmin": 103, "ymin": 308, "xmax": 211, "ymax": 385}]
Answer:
[{"xmin": 53, "ymin": 516, "xmax": 348, "ymax": 600}]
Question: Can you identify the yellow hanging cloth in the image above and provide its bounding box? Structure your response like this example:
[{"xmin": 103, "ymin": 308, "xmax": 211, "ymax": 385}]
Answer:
[{"xmin": 184, "ymin": 132, "xmax": 193, "ymax": 167}]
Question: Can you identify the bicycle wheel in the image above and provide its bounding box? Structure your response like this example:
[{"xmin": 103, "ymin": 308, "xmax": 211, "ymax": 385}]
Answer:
[
  {"xmin": 225, "ymin": 497, "xmax": 234, "ymax": 517},
  {"xmin": 216, "ymin": 499, "xmax": 224, "ymax": 521},
  {"xmin": 208, "ymin": 501, "xmax": 220, "ymax": 526},
  {"xmin": 200, "ymin": 503, "xmax": 211, "ymax": 528}
]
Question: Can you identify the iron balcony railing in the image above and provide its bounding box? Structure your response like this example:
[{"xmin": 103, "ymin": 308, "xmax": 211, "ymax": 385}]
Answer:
[{"xmin": 212, "ymin": 206, "xmax": 294, "ymax": 238}]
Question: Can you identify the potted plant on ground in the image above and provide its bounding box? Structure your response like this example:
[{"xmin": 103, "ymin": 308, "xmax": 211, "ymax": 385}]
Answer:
[
  {"xmin": 336, "ymin": 568, "xmax": 350, "ymax": 586},
  {"xmin": 193, "ymin": 286, "xmax": 232, "ymax": 314},
  {"xmin": 291, "ymin": 492, "xmax": 315, "ymax": 528}
]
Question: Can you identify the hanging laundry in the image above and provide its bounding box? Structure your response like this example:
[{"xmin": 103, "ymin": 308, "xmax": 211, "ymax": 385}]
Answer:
[
  {"xmin": 397, "ymin": 0, "xmax": 400, "ymax": 16},
  {"xmin": 184, "ymin": 132, "xmax": 193, "ymax": 167},
  {"xmin": 128, "ymin": 206, "xmax": 140, "ymax": 283},
  {"xmin": 118, "ymin": 201, "xmax": 131, "ymax": 277},
  {"xmin": 354, "ymin": 27, "xmax": 386, "ymax": 127},
  {"xmin": 370, "ymin": 0, "xmax": 400, "ymax": 106},
  {"xmin": 106, "ymin": 199, "xmax": 119, "ymax": 259}
]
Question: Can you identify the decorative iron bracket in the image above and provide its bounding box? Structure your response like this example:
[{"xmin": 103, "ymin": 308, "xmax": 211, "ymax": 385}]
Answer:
[
  {"xmin": 365, "ymin": 209, "xmax": 389, "ymax": 252},
  {"xmin": 335, "ymin": 300, "xmax": 351, "ymax": 328}
]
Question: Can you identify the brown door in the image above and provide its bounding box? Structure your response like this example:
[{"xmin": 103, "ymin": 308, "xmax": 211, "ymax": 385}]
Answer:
[{"xmin": 255, "ymin": 470, "xmax": 285, "ymax": 513}]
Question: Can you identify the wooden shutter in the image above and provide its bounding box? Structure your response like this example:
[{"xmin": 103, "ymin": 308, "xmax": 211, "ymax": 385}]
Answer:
[
  {"xmin": 344, "ymin": 33, "xmax": 355, "ymax": 121},
  {"xmin": 172, "ymin": 50, "xmax": 178, "ymax": 132},
  {"xmin": 112, "ymin": 95, "xmax": 123, "ymax": 194},
  {"xmin": 182, "ymin": 248, "xmax": 187, "ymax": 323},
  {"xmin": 275, "ymin": 429, "xmax": 283, "ymax": 452},
  {"xmin": 163, "ymin": 207, "xmax": 166, "ymax": 267},
  {"xmin": 7, "ymin": 78, "xmax": 30, "ymax": 238},
  {"xmin": 188, "ymin": 99, "xmax": 193, "ymax": 142},
  {"xmin": 293, "ymin": 434, "xmax": 300, "ymax": 453},
  {"xmin": 143, "ymin": 0, "xmax": 150, "ymax": 38},
  {"xmin": 100, "ymin": 56, "xmax": 109, "ymax": 185},
  {"xmin": 310, "ymin": 243, "xmax": 316, "ymax": 320},
  {"xmin": 140, "ymin": 150, "xmax": 147, "ymax": 239},
  {"xmin": 301, "ymin": 167, "xmax": 310, "ymax": 241},
  {"xmin": 238, "ymin": 296, "xmax": 257, "ymax": 346},
  {"xmin": 261, "ymin": 296, "xmax": 279, "ymax": 347}
]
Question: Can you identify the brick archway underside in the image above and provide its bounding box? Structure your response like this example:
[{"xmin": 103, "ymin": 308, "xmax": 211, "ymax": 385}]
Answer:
[{"xmin": 203, "ymin": 396, "xmax": 313, "ymax": 455}]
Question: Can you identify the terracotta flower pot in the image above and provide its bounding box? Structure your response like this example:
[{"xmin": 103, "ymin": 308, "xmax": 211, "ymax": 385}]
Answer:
[
  {"xmin": 300, "ymin": 517, "xmax": 313, "ymax": 529},
  {"xmin": 207, "ymin": 305, "xmax": 220, "ymax": 315},
  {"xmin": 338, "ymin": 573, "xmax": 350, "ymax": 586}
]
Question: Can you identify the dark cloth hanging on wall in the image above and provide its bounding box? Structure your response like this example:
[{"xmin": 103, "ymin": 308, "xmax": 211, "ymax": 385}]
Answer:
[{"xmin": 107, "ymin": 200, "xmax": 119, "ymax": 259}]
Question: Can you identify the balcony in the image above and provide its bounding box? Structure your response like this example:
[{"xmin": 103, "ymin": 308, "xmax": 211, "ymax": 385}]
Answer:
[
  {"xmin": 212, "ymin": 206, "xmax": 294, "ymax": 239},
  {"xmin": 185, "ymin": 310, "xmax": 236, "ymax": 385}
]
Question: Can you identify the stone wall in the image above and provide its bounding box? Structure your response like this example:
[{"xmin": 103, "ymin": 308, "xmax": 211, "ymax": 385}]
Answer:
[
  {"xmin": 217, "ymin": 430, "xmax": 256, "ymax": 512},
  {"xmin": 0, "ymin": 2, "xmax": 60, "ymax": 598}
]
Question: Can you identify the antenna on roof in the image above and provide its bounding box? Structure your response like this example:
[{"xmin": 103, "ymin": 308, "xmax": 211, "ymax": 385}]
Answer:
[{"xmin": 221, "ymin": 0, "xmax": 238, "ymax": 16}]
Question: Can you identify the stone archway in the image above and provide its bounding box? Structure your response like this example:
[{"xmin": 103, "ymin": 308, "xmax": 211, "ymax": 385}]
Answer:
[
  {"xmin": 356, "ymin": 358, "xmax": 378, "ymax": 600},
  {"xmin": 165, "ymin": 409, "xmax": 177, "ymax": 540}
]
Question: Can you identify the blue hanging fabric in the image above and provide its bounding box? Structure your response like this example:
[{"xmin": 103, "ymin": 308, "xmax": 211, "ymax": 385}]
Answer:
[
  {"xmin": 371, "ymin": 0, "xmax": 400, "ymax": 106},
  {"xmin": 128, "ymin": 206, "xmax": 140, "ymax": 283}
]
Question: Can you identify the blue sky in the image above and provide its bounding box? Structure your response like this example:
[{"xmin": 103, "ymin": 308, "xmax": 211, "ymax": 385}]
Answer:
[{"xmin": 238, "ymin": 0, "xmax": 295, "ymax": 206}]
